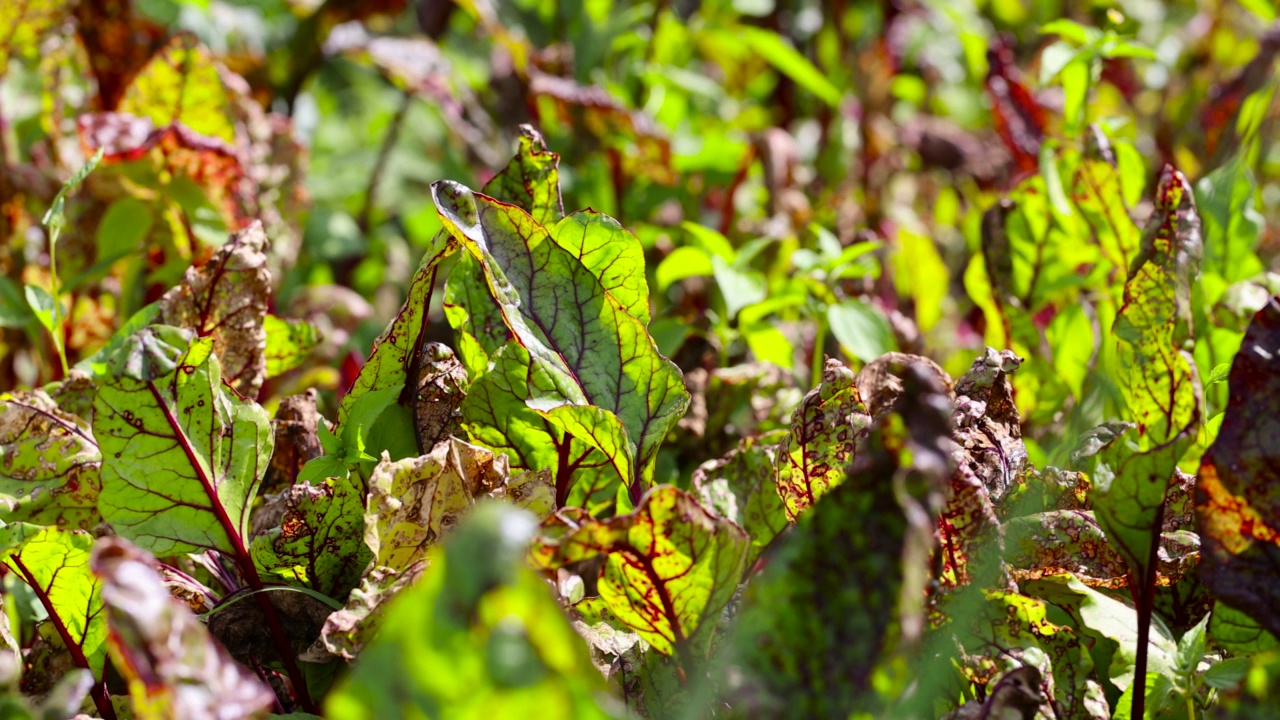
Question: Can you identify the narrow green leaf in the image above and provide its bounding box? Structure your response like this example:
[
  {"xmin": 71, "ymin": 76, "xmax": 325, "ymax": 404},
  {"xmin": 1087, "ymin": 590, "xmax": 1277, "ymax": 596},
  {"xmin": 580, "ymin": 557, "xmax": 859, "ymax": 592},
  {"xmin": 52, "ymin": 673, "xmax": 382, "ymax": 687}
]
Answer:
[
  {"xmin": 735, "ymin": 26, "xmax": 843, "ymax": 107},
  {"xmin": 22, "ymin": 285, "xmax": 60, "ymax": 335},
  {"xmin": 93, "ymin": 325, "xmax": 272, "ymax": 556},
  {"xmin": 531, "ymin": 485, "xmax": 748, "ymax": 658},
  {"xmin": 0, "ymin": 391, "xmax": 101, "ymax": 527},
  {"xmin": 432, "ymin": 180, "xmax": 688, "ymax": 485}
]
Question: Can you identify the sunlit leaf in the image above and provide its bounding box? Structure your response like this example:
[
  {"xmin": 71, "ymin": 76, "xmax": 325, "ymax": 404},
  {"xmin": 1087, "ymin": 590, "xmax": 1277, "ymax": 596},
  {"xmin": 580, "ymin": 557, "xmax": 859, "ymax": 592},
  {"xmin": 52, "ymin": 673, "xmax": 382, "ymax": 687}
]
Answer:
[
  {"xmin": 693, "ymin": 431, "xmax": 788, "ymax": 568},
  {"xmin": 0, "ymin": 391, "xmax": 101, "ymax": 527},
  {"xmin": 93, "ymin": 326, "xmax": 272, "ymax": 556},
  {"xmin": 531, "ymin": 485, "xmax": 748, "ymax": 658},
  {"xmin": 264, "ymin": 315, "xmax": 322, "ymax": 378},
  {"xmin": 250, "ymin": 479, "xmax": 371, "ymax": 603},
  {"xmin": 118, "ymin": 33, "xmax": 236, "ymax": 144}
]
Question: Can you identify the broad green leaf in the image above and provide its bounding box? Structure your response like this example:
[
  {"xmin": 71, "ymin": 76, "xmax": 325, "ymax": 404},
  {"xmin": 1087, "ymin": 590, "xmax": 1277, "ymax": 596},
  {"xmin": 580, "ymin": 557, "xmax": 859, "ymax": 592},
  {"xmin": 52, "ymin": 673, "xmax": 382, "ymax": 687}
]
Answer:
[
  {"xmin": 711, "ymin": 255, "xmax": 766, "ymax": 320},
  {"xmin": 776, "ymin": 359, "xmax": 871, "ymax": 521},
  {"xmin": 731, "ymin": 365, "xmax": 953, "ymax": 717},
  {"xmin": 250, "ymin": 479, "xmax": 371, "ymax": 603},
  {"xmin": 432, "ymin": 180, "xmax": 688, "ymax": 485},
  {"xmin": 0, "ymin": 527, "xmax": 107, "ymax": 690},
  {"xmin": 1095, "ymin": 167, "xmax": 1203, "ymax": 608},
  {"xmin": 1005, "ymin": 511, "xmax": 1129, "ymax": 587},
  {"xmin": 552, "ymin": 211, "xmax": 650, "ymax": 325},
  {"xmin": 733, "ymin": 26, "xmax": 843, "ymax": 107},
  {"xmin": 654, "ymin": 246, "xmax": 713, "ymax": 292},
  {"xmin": 692, "ymin": 431, "xmax": 788, "ymax": 568},
  {"xmin": 93, "ymin": 325, "xmax": 272, "ymax": 556},
  {"xmin": 75, "ymin": 303, "xmax": 161, "ymax": 377},
  {"xmin": 531, "ymin": 485, "xmax": 748, "ymax": 658},
  {"xmin": 477, "ymin": 125, "xmax": 565, "ymax": 226},
  {"xmin": 1209, "ymin": 602, "xmax": 1280, "ymax": 655},
  {"xmin": 0, "ymin": 0, "xmax": 72, "ymax": 75},
  {"xmin": 1073, "ymin": 155, "xmax": 1141, "ymax": 273},
  {"xmin": 1197, "ymin": 296, "xmax": 1280, "ymax": 640},
  {"xmin": 1196, "ymin": 154, "xmax": 1265, "ymax": 291},
  {"xmin": 264, "ymin": 315, "xmax": 321, "ymax": 378},
  {"xmin": 461, "ymin": 343, "xmax": 626, "ymax": 511},
  {"xmin": 0, "ymin": 391, "xmax": 101, "ymax": 527},
  {"xmin": 91, "ymin": 538, "xmax": 275, "ymax": 719},
  {"xmin": 118, "ymin": 33, "xmax": 236, "ymax": 144},
  {"xmin": 826, "ymin": 299, "xmax": 896, "ymax": 363},
  {"xmin": 327, "ymin": 503, "xmax": 612, "ymax": 719},
  {"xmin": 156, "ymin": 221, "xmax": 271, "ymax": 397},
  {"xmin": 22, "ymin": 285, "xmax": 59, "ymax": 336}
]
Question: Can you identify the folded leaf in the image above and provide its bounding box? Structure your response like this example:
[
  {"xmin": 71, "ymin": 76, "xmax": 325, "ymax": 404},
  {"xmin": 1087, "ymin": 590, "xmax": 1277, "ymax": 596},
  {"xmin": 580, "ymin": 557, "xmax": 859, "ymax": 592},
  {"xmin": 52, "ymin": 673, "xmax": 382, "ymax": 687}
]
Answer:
[
  {"xmin": 433, "ymin": 180, "xmax": 687, "ymax": 486},
  {"xmin": 156, "ymin": 221, "xmax": 271, "ymax": 397},
  {"xmin": 776, "ymin": 359, "xmax": 871, "ymax": 521},
  {"xmin": 0, "ymin": 390, "xmax": 101, "ymax": 527},
  {"xmin": 531, "ymin": 485, "xmax": 748, "ymax": 659},
  {"xmin": 91, "ymin": 538, "xmax": 276, "ymax": 720},
  {"xmin": 1197, "ymin": 296, "xmax": 1280, "ymax": 639},
  {"xmin": 251, "ymin": 479, "xmax": 371, "ymax": 602},
  {"xmin": 94, "ymin": 325, "xmax": 272, "ymax": 557}
]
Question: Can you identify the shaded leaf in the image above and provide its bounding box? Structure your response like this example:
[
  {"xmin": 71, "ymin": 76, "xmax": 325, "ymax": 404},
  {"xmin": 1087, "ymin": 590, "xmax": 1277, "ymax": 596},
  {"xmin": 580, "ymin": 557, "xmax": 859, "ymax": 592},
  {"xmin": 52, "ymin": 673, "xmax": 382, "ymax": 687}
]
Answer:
[
  {"xmin": 409, "ymin": 343, "xmax": 469, "ymax": 454},
  {"xmin": 1197, "ymin": 296, "xmax": 1280, "ymax": 639},
  {"xmin": 432, "ymin": 180, "xmax": 688, "ymax": 487},
  {"xmin": 93, "ymin": 325, "xmax": 272, "ymax": 557},
  {"xmin": 250, "ymin": 479, "xmax": 371, "ymax": 602},
  {"xmin": 90, "ymin": 538, "xmax": 275, "ymax": 719},
  {"xmin": 531, "ymin": 485, "xmax": 748, "ymax": 659},
  {"xmin": 156, "ymin": 221, "xmax": 271, "ymax": 398},
  {"xmin": 692, "ymin": 431, "xmax": 788, "ymax": 568},
  {"xmin": 326, "ymin": 503, "xmax": 613, "ymax": 719},
  {"xmin": 0, "ymin": 391, "xmax": 101, "ymax": 527},
  {"xmin": 776, "ymin": 359, "xmax": 871, "ymax": 521},
  {"xmin": 729, "ymin": 363, "xmax": 954, "ymax": 718}
]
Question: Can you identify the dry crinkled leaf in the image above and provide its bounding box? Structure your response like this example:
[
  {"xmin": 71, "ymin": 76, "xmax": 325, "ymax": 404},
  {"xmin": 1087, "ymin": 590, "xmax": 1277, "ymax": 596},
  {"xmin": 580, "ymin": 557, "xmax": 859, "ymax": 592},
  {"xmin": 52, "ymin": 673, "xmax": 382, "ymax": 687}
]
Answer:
[
  {"xmin": 156, "ymin": 221, "xmax": 271, "ymax": 397},
  {"xmin": 90, "ymin": 538, "xmax": 275, "ymax": 719},
  {"xmin": 1197, "ymin": 295, "xmax": 1280, "ymax": 639},
  {"xmin": 262, "ymin": 390, "xmax": 324, "ymax": 495},
  {"xmin": 856, "ymin": 351, "xmax": 953, "ymax": 420},
  {"xmin": 776, "ymin": 359, "xmax": 871, "ymax": 521},
  {"xmin": 316, "ymin": 561, "xmax": 427, "ymax": 661},
  {"xmin": 411, "ymin": 343, "xmax": 469, "ymax": 454},
  {"xmin": 0, "ymin": 390, "xmax": 101, "ymax": 528}
]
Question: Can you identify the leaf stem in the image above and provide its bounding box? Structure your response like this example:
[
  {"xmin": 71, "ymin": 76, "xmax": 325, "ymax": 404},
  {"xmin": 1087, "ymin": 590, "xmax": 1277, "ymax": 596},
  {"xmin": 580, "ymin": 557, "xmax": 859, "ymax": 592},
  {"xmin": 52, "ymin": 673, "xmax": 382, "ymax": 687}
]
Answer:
[
  {"xmin": 146, "ymin": 381, "xmax": 320, "ymax": 713},
  {"xmin": 9, "ymin": 555, "xmax": 117, "ymax": 720}
]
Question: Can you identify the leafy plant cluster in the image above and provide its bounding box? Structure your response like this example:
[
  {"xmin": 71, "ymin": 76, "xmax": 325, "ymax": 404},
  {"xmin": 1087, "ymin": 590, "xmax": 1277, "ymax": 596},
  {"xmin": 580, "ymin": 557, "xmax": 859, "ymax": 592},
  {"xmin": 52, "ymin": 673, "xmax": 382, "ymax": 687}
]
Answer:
[{"xmin": 4, "ymin": 1, "xmax": 1280, "ymax": 719}]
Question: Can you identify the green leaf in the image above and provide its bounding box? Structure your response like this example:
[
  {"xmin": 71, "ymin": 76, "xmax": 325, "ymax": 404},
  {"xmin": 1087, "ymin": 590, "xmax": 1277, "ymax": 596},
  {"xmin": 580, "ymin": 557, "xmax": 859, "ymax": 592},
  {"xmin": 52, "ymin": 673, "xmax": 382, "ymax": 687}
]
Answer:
[
  {"xmin": 432, "ymin": 180, "xmax": 688, "ymax": 486},
  {"xmin": 461, "ymin": 343, "xmax": 626, "ymax": 511},
  {"xmin": 22, "ymin": 284, "xmax": 60, "ymax": 336},
  {"xmin": 1095, "ymin": 167, "xmax": 1203, "ymax": 609},
  {"xmin": 552, "ymin": 211, "xmax": 651, "ymax": 325},
  {"xmin": 1073, "ymin": 154, "xmax": 1142, "ymax": 279},
  {"xmin": 1209, "ymin": 602, "xmax": 1279, "ymax": 655},
  {"xmin": 93, "ymin": 325, "xmax": 272, "ymax": 556},
  {"xmin": 692, "ymin": 431, "xmax": 789, "ymax": 568},
  {"xmin": 91, "ymin": 538, "xmax": 276, "ymax": 718},
  {"xmin": 654, "ymin": 246, "xmax": 713, "ymax": 292},
  {"xmin": 264, "ymin": 315, "xmax": 321, "ymax": 378},
  {"xmin": 1195, "ymin": 154, "xmax": 1265, "ymax": 291},
  {"xmin": 0, "ymin": 391, "xmax": 101, "ymax": 527},
  {"xmin": 826, "ymin": 299, "xmax": 896, "ymax": 363},
  {"xmin": 711, "ymin": 255, "xmax": 766, "ymax": 320},
  {"xmin": 531, "ymin": 485, "xmax": 748, "ymax": 658},
  {"xmin": 776, "ymin": 359, "xmax": 871, "ymax": 521},
  {"xmin": 1197, "ymin": 296, "xmax": 1280, "ymax": 640},
  {"xmin": 0, "ymin": 277, "xmax": 33, "ymax": 328},
  {"xmin": 75, "ymin": 303, "xmax": 160, "ymax": 377},
  {"xmin": 0, "ymin": 527, "xmax": 107, "ymax": 687},
  {"xmin": 118, "ymin": 33, "xmax": 236, "ymax": 144},
  {"xmin": 734, "ymin": 26, "xmax": 843, "ymax": 108},
  {"xmin": 250, "ymin": 478, "xmax": 371, "ymax": 602},
  {"xmin": 891, "ymin": 227, "xmax": 948, "ymax": 332},
  {"xmin": 327, "ymin": 503, "xmax": 612, "ymax": 719}
]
